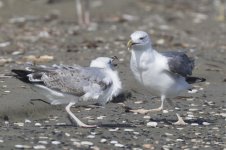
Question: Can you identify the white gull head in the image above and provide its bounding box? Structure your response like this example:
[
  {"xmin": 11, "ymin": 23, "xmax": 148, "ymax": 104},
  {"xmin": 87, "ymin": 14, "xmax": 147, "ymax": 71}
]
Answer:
[
  {"xmin": 90, "ymin": 56, "xmax": 117, "ymax": 69},
  {"xmin": 128, "ymin": 31, "xmax": 152, "ymax": 51}
]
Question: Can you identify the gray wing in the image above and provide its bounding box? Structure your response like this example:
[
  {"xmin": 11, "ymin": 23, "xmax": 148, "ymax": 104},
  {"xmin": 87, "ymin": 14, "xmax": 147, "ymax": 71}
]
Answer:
[
  {"xmin": 161, "ymin": 51, "xmax": 194, "ymax": 77},
  {"xmin": 29, "ymin": 65, "xmax": 111, "ymax": 99}
]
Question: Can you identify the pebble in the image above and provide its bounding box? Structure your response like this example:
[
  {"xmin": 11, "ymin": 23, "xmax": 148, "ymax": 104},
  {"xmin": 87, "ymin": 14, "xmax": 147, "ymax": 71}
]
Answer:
[
  {"xmin": 100, "ymin": 139, "xmax": 107, "ymax": 143},
  {"xmin": 115, "ymin": 143, "xmax": 124, "ymax": 147},
  {"xmin": 97, "ymin": 116, "xmax": 106, "ymax": 120},
  {"xmin": 143, "ymin": 144, "xmax": 154, "ymax": 149},
  {"xmin": 134, "ymin": 101, "xmax": 143, "ymax": 104},
  {"xmin": 35, "ymin": 123, "xmax": 42, "ymax": 126},
  {"xmin": 14, "ymin": 122, "xmax": 24, "ymax": 127},
  {"xmin": 191, "ymin": 123, "xmax": 199, "ymax": 126},
  {"xmin": 65, "ymin": 133, "xmax": 70, "ymax": 137},
  {"xmin": 189, "ymin": 108, "xmax": 198, "ymax": 112},
  {"xmin": 81, "ymin": 141, "xmax": 93, "ymax": 146},
  {"xmin": 176, "ymin": 139, "xmax": 184, "ymax": 142},
  {"xmin": 33, "ymin": 145, "xmax": 46, "ymax": 149},
  {"xmin": 38, "ymin": 141, "xmax": 48, "ymax": 145},
  {"xmin": 202, "ymin": 122, "xmax": 210, "ymax": 125},
  {"xmin": 0, "ymin": 42, "xmax": 10, "ymax": 48},
  {"xmin": 15, "ymin": 144, "xmax": 31, "ymax": 149},
  {"xmin": 143, "ymin": 115, "xmax": 151, "ymax": 119},
  {"xmin": 25, "ymin": 119, "xmax": 31, "ymax": 123},
  {"xmin": 51, "ymin": 141, "xmax": 61, "ymax": 145},
  {"xmin": 87, "ymin": 135, "xmax": 95, "ymax": 139},
  {"xmin": 109, "ymin": 128, "xmax": 119, "ymax": 131},
  {"xmin": 110, "ymin": 140, "xmax": 118, "ymax": 144},
  {"xmin": 147, "ymin": 121, "xmax": 158, "ymax": 127},
  {"xmin": 163, "ymin": 110, "xmax": 169, "ymax": 113},
  {"xmin": 12, "ymin": 50, "xmax": 24, "ymax": 55},
  {"xmin": 156, "ymin": 39, "xmax": 165, "ymax": 45},
  {"xmin": 124, "ymin": 128, "xmax": 134, "ymax": 132},
  {"xmin": 72, "ymin": 141, "xmax": 81, "ymax": 147},
  {"xmin": 165, "ymin": 133, "xmax": 173, "ymax": 136},
  {"xmin": 0, "ymin": 140, "xmax": 4, "ymax": 143}
]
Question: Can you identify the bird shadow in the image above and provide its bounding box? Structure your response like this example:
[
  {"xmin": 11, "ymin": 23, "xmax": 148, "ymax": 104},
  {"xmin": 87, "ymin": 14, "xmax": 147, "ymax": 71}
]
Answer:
[
  {"xmin": 44, "ymin": 123, "xmax": 136, "ymax": 128},
  {"xmin": 111, "ymin": 91, "xmax": 132, "ymax": 103},
  {"xmin": 67, "ymin": 115, "xmax": 136, "ymax": 128},
  {"xmin": 149, "ymin": 118, "xmax": 216, "ymax": 125},
  {"xmin": 97, "ymin": 123, "xmax": 136, "ymax": 128}
]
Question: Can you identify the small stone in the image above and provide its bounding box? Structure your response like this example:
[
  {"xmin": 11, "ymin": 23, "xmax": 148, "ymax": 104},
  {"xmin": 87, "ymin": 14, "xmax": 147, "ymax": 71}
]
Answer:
[
  {"xmin": 165, "ymin": 133, "xmax": 173, "ymax": 136},
  {"xmin": 97, "ymin": 116, "xmax": 106, "ymax": 120},
  {"xmin": 0, "ymin": 42, "xmax": 10, "ymax": 48},
  {"xmin": 14, "ymin": 122, "xmax": 24, "ymax": 127},
  {"xmin": 191, "ymin": 123, "xmax": 199, "ymax": 126},
  {"xmin": 134, "ymin": 101, "xmax": 143, "ymax": 104},
  {"xmin": 143, "ymin": 144, "xmax": 154, "ymax": 149},
  {"xmin": 176, "ymin": 139, "xmax": 184, "ymax": 142},
  {"xmin": 110, "ymin": 140, "xmax": 118, "ymax": 144},
  {"xmin": 156, "ymin": 39, "xmax": 165, "ymax": 45},
  {"xmin": 25, "ymin": 119, "xmax": 31, "ymax": 123},
  {"xmin": 143, "ymin": 115, "xmax": 151, "ymax": 119},
  {"xmin": 115, "ymin": 143, "xmax": 124, "ymax": 147},
  {"xmin": 0, "ymin": 140, "xmax": 4, "ymax": 143},
  {"xmin": 35, "ymin": 123, "xmax": 42, "ymax": 126},
  {"xmin": 124, "ymin": 128, "xmax": 134, "ymax": 132},
  {"xmin": 147, "ymin": 122, "xmax": 157, "ymax": 127},
  {"xmin": 109, "ymin": 128, "xmax": 119, "ymax": 131},
  {"xmin": 81, "ymin": 141, "xmax": 93, "ymax": 146},
  {"xmin": 87, "ymin": 135, "xmax": 95, "ymax": 139},
  {"xmin": 38, "ymin": 141, "xmax": 48, "ymax": 145},
  {"xmin": 15, "ymin": 145, "xmax": 31, "ymax": 149},
  {"xmin": 72, "ymin": 141, "xmax": 81, "ymax": 147},
  {"xmin": 100, "ymin": 139, "xmax": 107, "ymax": 143},
  {"xmin": 163, "ymin": 110, "xmax": 169, "ymax": 113},
  {"xmin": 33, "ymin": 145, "xmax": 46, "ymax": 149},
  {"xmin": 12, "ymin": 50, "xmax": 24, "ymax": 55},
  {"xmin": 202, "ymin": 122, "xmax": 210, "ymax": 125},
  {"xmin": 65, "ymin": 133, "xmax": 70, "ymax": 137},
  {"xmin": 51, "ymin": 141, "xmax": 61, "ymax": 145}
]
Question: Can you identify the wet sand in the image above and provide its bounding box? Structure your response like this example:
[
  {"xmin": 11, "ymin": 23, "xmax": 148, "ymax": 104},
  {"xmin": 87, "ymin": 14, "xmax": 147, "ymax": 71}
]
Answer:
[{"xmin": 0, "ymin": 0, "xmax": 225, "ymax": 149}]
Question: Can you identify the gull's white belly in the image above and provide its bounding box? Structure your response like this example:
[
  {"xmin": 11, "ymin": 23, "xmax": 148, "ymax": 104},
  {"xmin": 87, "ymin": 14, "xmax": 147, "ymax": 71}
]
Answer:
[{"xmin": 131, "ymin": 63, "xmax": 189, "ymax": 97}]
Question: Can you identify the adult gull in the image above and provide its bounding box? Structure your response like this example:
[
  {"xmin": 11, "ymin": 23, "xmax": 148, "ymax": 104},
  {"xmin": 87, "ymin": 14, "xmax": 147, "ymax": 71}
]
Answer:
[
  {"xmin": 12, "ymin": 56, "xmax": 122, "ymax": 128},
  {"xmin": 127, "ymin": 31, "xmax": 205, "ymax": 125}
]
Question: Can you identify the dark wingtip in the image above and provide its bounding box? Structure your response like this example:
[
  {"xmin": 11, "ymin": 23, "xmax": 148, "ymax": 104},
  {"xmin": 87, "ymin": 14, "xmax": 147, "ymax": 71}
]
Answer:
[{"xmin": 11, "ymin": 69, "xmax": 32, "ymax": 83}]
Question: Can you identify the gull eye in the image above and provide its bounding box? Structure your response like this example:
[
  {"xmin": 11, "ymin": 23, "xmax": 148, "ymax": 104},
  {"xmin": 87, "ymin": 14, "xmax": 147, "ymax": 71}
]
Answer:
[{"xmin": 139, "ymin": 37, "xmax": 145, "ymax": 40}]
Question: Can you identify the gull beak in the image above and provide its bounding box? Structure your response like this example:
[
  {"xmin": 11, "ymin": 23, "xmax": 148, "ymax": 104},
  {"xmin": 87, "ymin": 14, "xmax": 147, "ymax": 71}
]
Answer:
[{"xmin": 127, "ymin": 39, "xmax": 133, "ymax": 50}]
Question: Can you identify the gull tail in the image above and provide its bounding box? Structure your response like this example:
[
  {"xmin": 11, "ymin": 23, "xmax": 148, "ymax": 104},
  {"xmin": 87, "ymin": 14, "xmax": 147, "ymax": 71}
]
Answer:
[{"xmin": 186, "ymin": 76, "xmax": 206, "ymax": 84}]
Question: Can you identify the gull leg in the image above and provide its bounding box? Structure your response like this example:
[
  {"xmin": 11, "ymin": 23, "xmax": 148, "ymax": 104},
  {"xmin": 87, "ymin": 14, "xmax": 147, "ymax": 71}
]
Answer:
[
  {"xmin": 130, "ymin": 95, "xmax": 165, "ymax": 114},
  {"xmin": 84, "ymin": 0, "xmax": 90, "ymax": 25},
  {"xmin": 75, "ymin": 0, "xmax": 84, "ymax": 25},
  {"xmin": 66, "ymin": 102, "xmax": 97, "ymax": 128},
  {"xmin": 173, "ymin": 113, "xmax": 187, "ymax": 125},
  {"xmin": 167, "ymin": 99, "xmax": 187, "ymax": 125}
]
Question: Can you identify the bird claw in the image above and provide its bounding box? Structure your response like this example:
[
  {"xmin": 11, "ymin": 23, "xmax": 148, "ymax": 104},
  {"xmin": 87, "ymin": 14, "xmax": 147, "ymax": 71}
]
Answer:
[{"xmin": 173, "ymin": 114, "xmax": 187, "ymax": 125}]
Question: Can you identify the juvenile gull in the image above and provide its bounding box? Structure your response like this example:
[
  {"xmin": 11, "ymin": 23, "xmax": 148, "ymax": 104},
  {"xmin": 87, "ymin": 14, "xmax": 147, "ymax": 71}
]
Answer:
[
  {"xmin": 127, "ymin": 31, "xmax": 205, "ymax": 125},
  {"xmin": 12, "ymin": 57, "xmax": 122, "ymax": 128}
]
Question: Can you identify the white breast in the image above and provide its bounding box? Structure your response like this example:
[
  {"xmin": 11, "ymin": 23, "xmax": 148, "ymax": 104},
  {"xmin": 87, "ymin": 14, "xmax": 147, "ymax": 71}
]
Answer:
[{"xmin": 130, "ymin": 49, "xmax": 189, "ymax": 97}]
